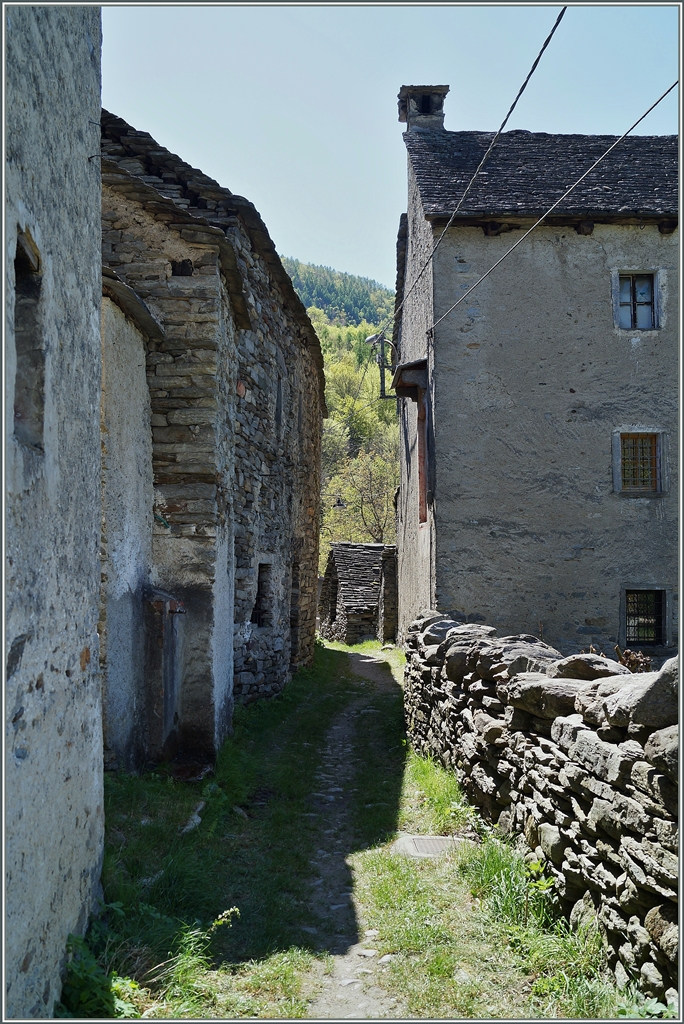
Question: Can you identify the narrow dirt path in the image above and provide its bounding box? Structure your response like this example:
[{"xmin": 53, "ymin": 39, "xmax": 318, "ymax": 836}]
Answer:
[{"xmin": 305, "ymin": 651, "xmax": 410, "ymax": 1020}]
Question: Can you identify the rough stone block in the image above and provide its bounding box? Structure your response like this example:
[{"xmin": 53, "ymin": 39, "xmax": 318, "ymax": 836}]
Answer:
[
  {"xmin": 643, "ymin": 725, "xmax": 678, "ymax": 782},
  {"xmin": 508, "ymin": 673, "xmax": 584, "ymax": 719}
]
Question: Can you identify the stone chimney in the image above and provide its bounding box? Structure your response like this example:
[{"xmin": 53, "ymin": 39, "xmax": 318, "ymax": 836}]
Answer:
[{"xmin": 398, "ymin": 85, "xmax": 449, "ymax": 131}]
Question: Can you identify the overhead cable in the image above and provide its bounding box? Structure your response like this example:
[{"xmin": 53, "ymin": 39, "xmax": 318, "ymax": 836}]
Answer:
[
  {"xmin": 429, "ymin": 79, "xmax": 679, "ymax": 333},
  {"xmin": 372, "ymin": 4, "xmax": 568, "ymax": 343}
]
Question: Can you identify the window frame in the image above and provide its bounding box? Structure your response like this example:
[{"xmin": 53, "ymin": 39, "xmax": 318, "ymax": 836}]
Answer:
[
  {"xmin": 611, "ymin": 269, "xmax": 663, "ymax": 331},
  {"xmin": 619, "ymin": 587, "xmax": 671, "ymax": 650},
  {"xmin": 612, "ymin": 429, "xmax": 668, "ymax": 496}
]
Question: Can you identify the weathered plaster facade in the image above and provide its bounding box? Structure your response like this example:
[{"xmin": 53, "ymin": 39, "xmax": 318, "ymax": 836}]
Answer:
[
  {"xmin": 100, "ymin": 288, "xmax": 160, "ymax": 769},
  {"xmin": 5, "ymin": 7, "xmax": 104, "ymax": 1017},
  {"xmin": 394, "ymin": 87, "xmax": 678, "ymax": 660}
]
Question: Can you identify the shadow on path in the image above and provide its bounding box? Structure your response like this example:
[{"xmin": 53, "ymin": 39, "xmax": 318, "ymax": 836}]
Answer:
[{"xmin": 207, "ymin": 644, "xmax": 406, "ymax": 975}]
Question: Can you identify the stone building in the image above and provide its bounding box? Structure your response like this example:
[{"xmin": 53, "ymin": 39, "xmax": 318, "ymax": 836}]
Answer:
[
  {"xmin": 5, "ymin": 7, "xmax": 105, "ymax": 1017},
  {"xmin": 392, "ymin": 85, "xmax": 678, "ymax": 659},
  {"xmin": 5, "ymin": 13, "xmax": 325, "ymax": 1011},
  {"xmin": 319, "ymin": 543, "xmax": 397, "ymax": 644},
  {"xmin": 99, "ymin": 110, "xmax": 325, "ymax": 748}
]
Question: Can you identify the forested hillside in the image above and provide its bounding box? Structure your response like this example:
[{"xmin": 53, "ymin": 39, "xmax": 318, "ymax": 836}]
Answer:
[
  {"xmin": 281, "ymin": 257, "xmax": 394, "ymax": 326},
  {"xmin": 281, "ymin": 255, "xmax": 399, "ymax": 571}
]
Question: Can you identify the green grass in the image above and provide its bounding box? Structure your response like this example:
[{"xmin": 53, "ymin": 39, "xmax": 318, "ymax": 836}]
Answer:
[
  {"xmin": 352, "ymin": 753, "xmax": 638, "ymax": 1019},
  {"xmin": 57, "ymin": 641, "xmax": 643, "ymax": 1019},
  {"xmin": 60, "ymin": 644, "xmax": 358, "ymax": 1018},
  {"xmin": 323, "ymin": 637, "xmax": 406, "ymax": 682},
  {"xmin": 399, "ymin": 751, "xmax": 474, "ymax": 835}
]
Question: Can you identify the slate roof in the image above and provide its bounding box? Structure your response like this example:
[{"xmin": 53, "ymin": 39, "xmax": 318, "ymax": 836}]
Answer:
[
  {"xmin": 329, "ymin": 543, "xmax": 392, "ymax": 611},
  {"xmin": 405, "ymin": 129, "xmax": 678, "ymax": 220},
  {"xmin": 100, "ymin": 110, "xmax": 326, "ymax": 408}
]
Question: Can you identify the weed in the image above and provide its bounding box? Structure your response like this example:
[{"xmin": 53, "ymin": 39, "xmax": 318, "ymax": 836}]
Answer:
[
  {"xmin": 401, "ymin": 751, "xmax": 473, "ymax": 834},
  {"xmin": 53, "ymin": 935, "xmax": 137, "ymax": 1019}
]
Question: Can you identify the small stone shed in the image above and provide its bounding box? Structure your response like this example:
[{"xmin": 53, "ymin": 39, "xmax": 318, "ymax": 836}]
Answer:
[{"xmin": 319, "ymin": 543, "xmax": 397, "ymax": 644}]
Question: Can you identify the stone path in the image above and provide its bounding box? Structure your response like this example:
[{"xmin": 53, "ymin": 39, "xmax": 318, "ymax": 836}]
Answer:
[{"xmin": 304, "ymin": 652, "xmax": 411, "ymax": 1019}]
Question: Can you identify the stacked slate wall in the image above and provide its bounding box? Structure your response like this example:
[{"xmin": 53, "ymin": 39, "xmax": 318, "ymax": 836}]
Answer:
[
  {"xmin": 229, "ymin": 218, "xmax": 321, "ymax": 702},
  {"xmin": 404, "ymin": 610, "xmax": 678, "ymax": 1001},
  {"xmin": 319, "ymin": 544, "xmax": 398, "ymax": 644}
]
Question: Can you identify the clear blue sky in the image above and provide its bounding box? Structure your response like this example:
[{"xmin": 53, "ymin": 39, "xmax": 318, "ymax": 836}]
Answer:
[{"xmin": 102, "ymin": 4, "xmax": 679, "ymax": 289}]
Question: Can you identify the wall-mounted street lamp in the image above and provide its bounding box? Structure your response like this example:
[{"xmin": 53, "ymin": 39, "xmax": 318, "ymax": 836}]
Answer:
[{"xmin": 366, "ymin": 332, "xmax": 398, "ymax": 399}]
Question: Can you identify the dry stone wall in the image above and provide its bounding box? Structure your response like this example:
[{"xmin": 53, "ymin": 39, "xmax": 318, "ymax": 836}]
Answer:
[
  {"xmin": 319, "ymin": 544, "xmax": 398, "ymax": 645},
  {"xmin": 404, "ymin": 610, "xmax": 678, "ymax": 1001},
  {"xmin": 230, "ymin": 217, "xmax": 321, "ymax": 703}
]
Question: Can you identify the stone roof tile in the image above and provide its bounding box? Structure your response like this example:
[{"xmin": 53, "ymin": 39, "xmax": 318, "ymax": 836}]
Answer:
[
  {"xmin": 100, "ymin": 109, "xmax": 327, "ymax": 410},
  {"xmin": 405, "ymin": 129, "xmax": 678, "ymax": 220}
]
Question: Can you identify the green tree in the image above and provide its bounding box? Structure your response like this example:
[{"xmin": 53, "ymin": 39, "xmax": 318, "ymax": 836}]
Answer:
[{"xmin": 282, "ymin": 264, "xmax": 399, "ymax": 570}]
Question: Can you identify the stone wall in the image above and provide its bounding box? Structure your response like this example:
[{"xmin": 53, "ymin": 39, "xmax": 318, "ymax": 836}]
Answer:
[
  {"xmin": 100, "ymin": 110, "xmax": 324, "ymax": 723},
  {"xmin": 378, "ymin": 546, "xmax": 399, "ymax": 643},
  {"xmin": 5, "ymin": 7, "xmax": 104, "ymax": 1016},
  {"xmin": 427, "ymin": 221, "xmax": 678, "ymax": 655},
  {"xmin": 230, "ymin": 220, "xmax": 322, "ymax": 702},
  {"xmin": 101, "ymin": 173, "xmax": 235, "ymax": 758},
  {"xmin": 319, "ymin": 543, "xmax": 398, "ymax": 645},
  {"xmin": 404, "ymin": 610, "xmax": 678, "ymax": 1001}
]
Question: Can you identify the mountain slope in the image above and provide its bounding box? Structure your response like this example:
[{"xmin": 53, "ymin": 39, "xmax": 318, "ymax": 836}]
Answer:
[{"xmin": 281, "ymin": 257, "xmax": 394, "ymax": 327}]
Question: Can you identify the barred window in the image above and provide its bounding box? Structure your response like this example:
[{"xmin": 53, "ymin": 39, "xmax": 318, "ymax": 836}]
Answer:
[
  {"xmin": 619, "ymin": 274, "xmax": 654, "ymax": 330},
  {"xmin": 625, "ymin": 590, "xmax": 665, "ymax": 646},
  {"xmin": 621, "ymin": 433, "xmax": 659, "ymax": 492}
]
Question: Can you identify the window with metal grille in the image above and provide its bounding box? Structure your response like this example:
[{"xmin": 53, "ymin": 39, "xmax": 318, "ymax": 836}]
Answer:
[
  {"xmin": 621, "ymin": 433, "xmax": 659, "ymax": 492},
  {"xmin": 619, "ymin": 274, "xmax": 654, "ymax": 330},
  {"xmin": 625, "ymin": 590, "xmax": 665, "ymax": 646}
]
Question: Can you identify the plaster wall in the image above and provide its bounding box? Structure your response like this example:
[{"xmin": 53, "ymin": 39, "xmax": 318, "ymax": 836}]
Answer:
[
  {"xmin": 430, "ymin": 221, "xmax": 678, "ymax": 655},
  {"xmin": 5, "ymin": 6, "xmax": 103, "ymax": 1016},
  {"xmin": 396, "ymin": 161, "xmax": 437, "ymax": 637},
  {"xmin": 100, "ymin": 297, "xmax": 153, "ymax": 769}
]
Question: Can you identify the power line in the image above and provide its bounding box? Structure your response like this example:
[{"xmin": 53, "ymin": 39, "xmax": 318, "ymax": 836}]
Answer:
[
  {"xmin": 429, "ymin": 79, "xmax": 679, "ymax": 333},
  {"xmin": 372, "ymin": 4, "xmax": 568, "ymax": 344}
]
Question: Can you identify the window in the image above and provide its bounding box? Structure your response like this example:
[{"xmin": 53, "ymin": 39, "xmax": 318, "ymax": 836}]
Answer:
[
  {"xmin": 251, "ymin": 564, "xmax": 273, "ymax": 627},
  {"xmin": 417, "ymin": 390, "xmax": 428, "ymax": 523},
  {"xmin": 13, "ymin": 231, "xmax": 44, "ymax": 450},
  {"xmin": 275, "ymin": 377, "xmax": 283, "ymax": 431},
  {"xmin": 612, "ymin": 430, "xmax": 666, "ymax": 495},
  {"xmin": 171, "ymin": 259, "xmax": 193, "ymax": 276},
  {"xmin": 618, "ymin": 274, "xmax": 654, "ymax": 329},
  {"xmin": 621, "ymin": 433, "xmax": 659, "ymax": 492},
  {"xmin": 625, "ymin": 590, "xmax": 665, "ymax": 646}
]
